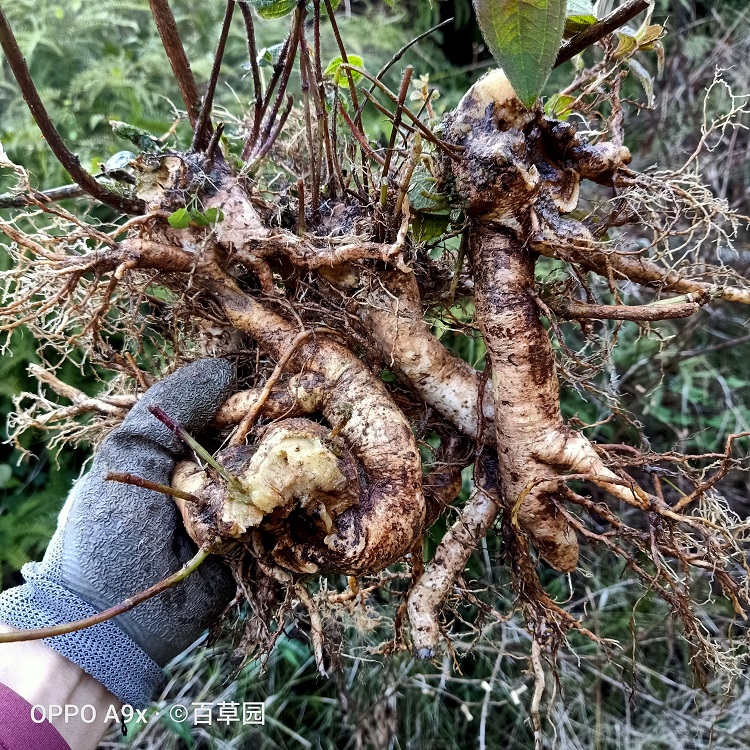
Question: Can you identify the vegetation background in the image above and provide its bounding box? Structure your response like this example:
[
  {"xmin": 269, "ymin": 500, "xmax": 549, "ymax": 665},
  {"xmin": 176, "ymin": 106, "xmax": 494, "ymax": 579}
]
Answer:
[{"xmin": 1, "ymin": 0, "xmax": 750, "ymax": 747}]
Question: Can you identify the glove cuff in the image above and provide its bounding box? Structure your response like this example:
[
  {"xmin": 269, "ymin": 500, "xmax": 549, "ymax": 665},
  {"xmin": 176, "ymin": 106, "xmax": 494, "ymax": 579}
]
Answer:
[{"xmin": 0, "ymin": 565, "xmax": 163, "ymax": 708}]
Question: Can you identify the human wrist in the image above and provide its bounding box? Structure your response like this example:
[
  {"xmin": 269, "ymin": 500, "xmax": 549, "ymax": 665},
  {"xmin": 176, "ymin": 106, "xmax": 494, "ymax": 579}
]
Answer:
[
  {"xmin": 0, "ymin": 622, "xmax": 122, "ymax": 750},
  {"xmin": 0, "ymin": 576, "xmax": 164, "ymax": 707}
]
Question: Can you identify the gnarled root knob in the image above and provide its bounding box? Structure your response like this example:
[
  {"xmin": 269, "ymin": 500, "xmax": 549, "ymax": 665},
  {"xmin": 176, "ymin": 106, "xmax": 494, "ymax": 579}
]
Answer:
[{"xmin": 172, "ymin": 418, "xmax": 360, "ymax": 572}]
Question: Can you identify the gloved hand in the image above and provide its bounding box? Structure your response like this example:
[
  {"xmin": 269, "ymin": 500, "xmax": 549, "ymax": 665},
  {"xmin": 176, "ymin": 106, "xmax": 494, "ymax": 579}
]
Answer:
[{"xmin": 0, "ymin": 359, "xmax": 236, "ymax": 708}]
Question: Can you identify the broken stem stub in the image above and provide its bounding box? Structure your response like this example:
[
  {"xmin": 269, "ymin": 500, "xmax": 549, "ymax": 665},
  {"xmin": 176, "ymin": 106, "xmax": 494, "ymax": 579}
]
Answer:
[{"xmin": 147, "ymin": 403, "xmax": 243, "ymax": 492}]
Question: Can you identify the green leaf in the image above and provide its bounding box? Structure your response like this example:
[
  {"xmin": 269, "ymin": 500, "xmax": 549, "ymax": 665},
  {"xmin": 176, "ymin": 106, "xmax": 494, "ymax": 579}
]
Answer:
[
  {"xmin": 189, "ymin": 209, "xmax": 210, "ymax": 228},
  {"xmin": 323, "ymin": 55, "xmax": 365, "ymax": 87},
  {"xmin": 254, "ymin": 43, "xmax": 286, "ymax": 69},
  {"xmin": 564, "ymin": 0, "xmax": 595, "ymax": 38},
  {"xmin": 411, "ymin": 212, "xmax": 451, "ymax": 243},
  {"xmin": 408, "ymin": 167, "xmax": 451, "ymax": 213},
  {"xmin": 627, "ymin": 58, "xmax": 654, "ymax": 107},
  {"xmin": 544, "ymin": 92, "xmax": 574, "ymax": 119},
  {"xmin": 473, "ymin": 0, "xmax": 568, "ymax": 108},
  {"xmin": 167, "ymin": 208, "xmax": 191, "ymax": 229},
  {"xmin": 247, "ymin": 0, "xmax": 297, "ymax": 20},
  {"xmin": 203, "ymin": 207, "xmax": 225, "ymax": 224}
]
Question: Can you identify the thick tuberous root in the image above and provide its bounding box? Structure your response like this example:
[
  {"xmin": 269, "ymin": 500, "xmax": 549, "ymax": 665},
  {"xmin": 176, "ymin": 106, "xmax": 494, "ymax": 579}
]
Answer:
[
  {"xmin": 441, "ymin": 69, "xmax": 638, "ymax": 571},
  {"xmin": 172, "ymin": 419, "xmax": 360, "ymax": 566},
  {"xmin": 5, "ymin": 10, "xmax": 750, "ymax": 731}
]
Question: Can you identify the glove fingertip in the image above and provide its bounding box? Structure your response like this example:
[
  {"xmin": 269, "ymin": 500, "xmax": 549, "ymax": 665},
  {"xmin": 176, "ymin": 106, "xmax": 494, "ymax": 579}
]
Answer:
[
  {"xmin": 119, "ymin": 358, "xmax": 236, "ymax": 442},
  {"xmin": 153, "ymin": 358, "xmax": 235, "ymax": 427}
]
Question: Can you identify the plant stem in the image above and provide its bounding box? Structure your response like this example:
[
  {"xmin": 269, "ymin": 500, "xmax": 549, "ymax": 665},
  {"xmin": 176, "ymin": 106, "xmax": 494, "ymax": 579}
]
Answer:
[
  {"xmin": 344, "ymin": 65, "xmax": 462, "ymax": 162},
  {"xmin": 253, "ymin": 95, "xmax": 294, "ymax": 161},
  {"xmin": 299, "ymin": 31, "xmax": 320, "ymax": 214},
  {"xmin": 147, "ymin": 404, "xmax": 243, "ymax": 491},
  {"xmin": 0, "ymin": 183, "xmax": 85, "ymax": 209},
  {"xmin": 359, "ymin": 90, "xmax": 416, "ymax": 135},
  {"xmin": 0, "ymin": 8, "xmax": 144, "ymax": 215},
  {"xmin": 105, "ymin": 472, "xmax": 204, "ymax": 504},
  {"xmin": 338, "ymin": 102, "xmax": 385, "ymax": 166},
  {"xmin": 0, "ymin": 548, "xmax": 209, "ymax": 644},
  {"xmin": 312, "ymin": 0, "xmax": 337, "ymax": 197},
  {"xmin": 206, "ymin": 122, "xmax": 225, "ymax": 165},
  {"xmin": 554, "ymin": 0, "xmax": 650, "ymax": 68},
  {"xmin": 238, "ymin": 1, "xmax": 264, "ymax": 150},
  {"xmin": 192, "ymin": 0, "xmax": 234, "ymax": 152},
  {"xmin": 242, "ymin": 32, "xmax": 291, "ymax": 159},
  {"xmin": 323, "ymin": 0, "xmax": 361, "ymax": 131},
  {"xmin": 544, "ymin": 296, "xmax": 703, "ymax": 321},
  {"xmin": 148, "ymin": 0, "xmax": 202, "ymax": 125},
  {"xmin": 297, "ymin": 178, "xmax": 306, "ymax": 235},
  {"xmin": 380, "ymin": 66, "xmax": 413, "ymax": 213},
  {"xmin": 258, "ymin": 5, "xmax": 305, "ymax": 150},
  {"xmin": 353, "ymin": 18, "xmax": 452, "ymax": 125},
  {"xmin": 324, "ymin": 0, "xmax": 372, "ymax": 195}
]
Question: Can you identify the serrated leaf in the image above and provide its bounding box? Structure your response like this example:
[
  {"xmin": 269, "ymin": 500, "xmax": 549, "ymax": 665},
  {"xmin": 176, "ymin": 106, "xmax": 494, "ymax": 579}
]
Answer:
[
  {"xmin": 203, "ymin": 207, "xmax": 225, "ymax": 224},
  {"xmin": 613, "ymin": 29, "xmax": 638, "ymax": 59},
  {"xmin": 411, "ymin": 212, "xmax": 451, "ymax": 243},
  {"xmin": 627, "ymin": 58, "xmax": 654, "ymax": 107},
  {"xmin": 324, "ymin": 55, "xmax": 365, "ymax": 87},
  {"xmin": 408, "ymin": 168, "xmax": 451, "ymax": 213},
  {"xmin": 247, "ymin": 0, "xmax": 297, "ymax": 20},
  {"xmin": 167, "ymin": 208, "xmax": 191, "ymax": 229},
  {"xmin": 473, "ymin": 0, "xmax": 568, "ymax": 108},
  {"xmin": 564, "ymin": 0, "xmax": 595, "ymax": 38}
]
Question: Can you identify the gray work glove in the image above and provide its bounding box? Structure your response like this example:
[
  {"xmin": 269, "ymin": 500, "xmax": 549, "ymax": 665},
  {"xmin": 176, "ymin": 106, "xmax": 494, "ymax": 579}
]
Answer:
[{"xmin": 0, "ymin": 359, "xmax": 236, "ymax": 708}]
